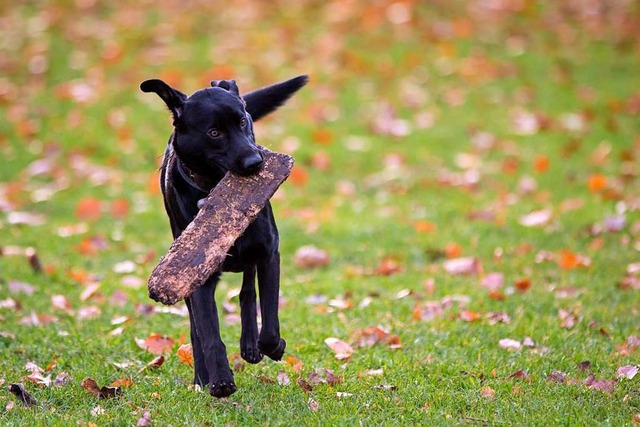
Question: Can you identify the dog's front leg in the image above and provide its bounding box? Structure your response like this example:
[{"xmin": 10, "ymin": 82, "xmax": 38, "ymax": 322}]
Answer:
[
  {"xmin": 185, "ymin": 297, "xmax": 209, "ymax": 387},
  {"xmin": 188, "ymin": 274, "xmax": 236, "ymax": 398},
  {"xmin": 240, "ymin": 265, "xmax": 263, "ymax": 363},
  {"xmin": 257, "ymin": 251, "xmax": 286, "ymax": 360}
]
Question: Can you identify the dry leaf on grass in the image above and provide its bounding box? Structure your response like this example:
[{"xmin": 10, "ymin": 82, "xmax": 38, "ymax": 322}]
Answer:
[
  {"xmin": 8, "ymin": 383, "xmax": 37, "ymax": 406},
  {"xmin": 81, "ymin": 377, "xmax": 122, "ymax": 399},
  {"xmin": 324, "ymin": 337, "xmax": 354, "ymax": 360}
]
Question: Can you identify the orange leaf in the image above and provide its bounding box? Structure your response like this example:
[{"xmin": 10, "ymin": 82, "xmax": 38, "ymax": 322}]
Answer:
[
  {"xmin": 312, "ymin": 128, "xmax": 334, "ymax": 145},
  {"xmin": 459, "ymin": 310, "xmax": 481, "ymax": 322},
  {"xmin": 136, "ymin": 334, "xmax": 175, "ymax": 355},
  {"xmin": 285, "ymin": 356, "xmax": 304, "ymax": 372},
  {"xmin": 514, "ymin": 278, "xmax": 531, "ymax": 292},
  {"xmin": 147, "ymin": 172, "xmax": 161, "ymax": 195},
  {"xmin": 177, "ymin": 343, "xmax": 193, "ymax": 367},
  {"xmin": 587, "ymin": 174, "xmax": 607, "ymax": 192},
  {"xmin": 414, "ymin": 220, "xmax": 436, "ymax": 234},
  {"xmin": 534, "ymin": 155, "xmax": 549, "ymax": 173},
  {"xmin": 375, "ymin": 257, "xmax": 403, "ymax": 276},
  {"xmin": 558, "ymin": 250, "xmax": 580, "ymax": 270},
  {"xmin": 110, "ymin": 199, "xmax": 130, "ymax": 219},
  {"xmin": 444, "ymin": 243, "xmax": 462, "ymax": 259},
  {"xmin": 110, "ymin": 378, "xmax": 134, "ymax": 388},
  {"xmin": 75, "ymin": 197, "xmax": 102, "ymax": 221},
  {"xmin": 289, "ymin": 165, "xmax": 309, "ymax": 187}
]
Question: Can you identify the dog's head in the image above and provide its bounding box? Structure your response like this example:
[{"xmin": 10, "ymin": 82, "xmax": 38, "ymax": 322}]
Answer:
[{"xmin": 141, "ymin": 75, "xmax": 307, "ymax": 177}]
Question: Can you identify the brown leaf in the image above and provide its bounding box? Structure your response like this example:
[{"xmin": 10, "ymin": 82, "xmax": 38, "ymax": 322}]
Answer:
[
  {"xmin": 375, "ymin": 257, "xmax": 403, "ymax": 276},
  {"xmin": 139, "ymin": 355, "xmax": 165, "ymax": 373},
  {"xmin": 324, "ymin": 369, "xmax": 343, "ymax": 386},
  {"xmin": 81, "ymin": 377, "xmax": 121, "ymax": 399},
  {"xmin": 547, "ymin": 371, "xmax": 566, "ymax": 383},
  {"xmin": 508, "ymin": 370, "xmax": 530, "ymax": 381},
  {"xmin": 296, "ymin": 377, "xmax": 313, "ymax": 393},
  {"xmin": 8, "ymin": 383, "xmax": 37, "ymax": 406}
]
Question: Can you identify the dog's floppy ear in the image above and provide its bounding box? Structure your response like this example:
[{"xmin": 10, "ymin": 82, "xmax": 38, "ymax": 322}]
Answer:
[
  {"xmin": 242, "ymin": 75, "xmax": 308, "ymax": 121},
  {"xmin": 140, "ymin": 79, "xmax": 188, "ymax": 122},
  {"xmin": 210, "ymin": 79, "xmax": 240, "ymax": 96}
]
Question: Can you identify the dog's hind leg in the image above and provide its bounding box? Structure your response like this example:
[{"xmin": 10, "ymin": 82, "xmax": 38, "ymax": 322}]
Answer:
[
  {"xmin": 188, "ymin": 274, "xmax": 236, "ymax": 398},
  {"xmin": 185, "ymin": 297, "xmax": 209, "ymax": 387},
  {"xmin": 257, "ymin": 252, "xmax": 286, "ymax": 361},
  {"xmin": 239, "ymin": 265, "xmax": 263, "ymax": 363}
]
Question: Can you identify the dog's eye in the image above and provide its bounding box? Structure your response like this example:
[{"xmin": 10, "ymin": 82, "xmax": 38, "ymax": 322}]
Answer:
[
  {"xmin": 208, "ymin": 129, "xmax": 222, "ymax": 139},
  {"xmin": 240, "ymin": 118, "xmax": 247, "ymax": 127}
]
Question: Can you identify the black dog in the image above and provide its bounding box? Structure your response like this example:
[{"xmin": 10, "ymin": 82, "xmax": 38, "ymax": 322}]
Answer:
[{"xmin": 140, "ymin": 75, "xmax": 307, "ymax": 397}]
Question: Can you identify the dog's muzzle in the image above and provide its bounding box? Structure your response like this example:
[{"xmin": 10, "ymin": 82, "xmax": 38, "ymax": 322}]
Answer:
[{"xmin": 238, "ymin": 152, "xmax": 264, "ymax": 176}]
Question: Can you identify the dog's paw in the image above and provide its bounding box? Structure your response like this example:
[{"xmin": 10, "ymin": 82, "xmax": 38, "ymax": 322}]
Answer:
[
  {"xmin": 259, "ymin": 338, "xmax": 286, "ymax": 361},
  {"xmin": 241, "ymin": 347, "xmax": 264, "ymax": 364},
  {"xmin": 209, "ymin": 379, "xmax": 237, "ymax": 398}
]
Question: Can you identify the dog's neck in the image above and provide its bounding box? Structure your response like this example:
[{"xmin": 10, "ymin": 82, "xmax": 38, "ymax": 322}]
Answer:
[{"xmin": 168, "ymin": 133, "xmax": 224, "ymax": 193}]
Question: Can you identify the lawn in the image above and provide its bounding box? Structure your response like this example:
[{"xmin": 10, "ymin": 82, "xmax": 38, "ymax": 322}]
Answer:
[{"xmin": 1, "ymin": 1, "xmax": 640, "ymax": 425}]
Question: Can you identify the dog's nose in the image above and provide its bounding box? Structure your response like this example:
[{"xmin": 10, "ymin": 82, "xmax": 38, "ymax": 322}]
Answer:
[{"xmin": 240, "ymin": 152, "xmax": 264, "ymax": 174}]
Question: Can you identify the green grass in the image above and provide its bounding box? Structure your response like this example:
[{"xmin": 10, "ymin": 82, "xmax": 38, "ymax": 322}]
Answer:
[{"xmin": 2, "ymin": 1, "xmax": 640, "ymax": 425}]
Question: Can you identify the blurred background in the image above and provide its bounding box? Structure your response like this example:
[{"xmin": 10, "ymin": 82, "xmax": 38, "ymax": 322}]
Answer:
[{"xmin": 1, "ymin": 1, "xmax": 640, "ymax": 423}]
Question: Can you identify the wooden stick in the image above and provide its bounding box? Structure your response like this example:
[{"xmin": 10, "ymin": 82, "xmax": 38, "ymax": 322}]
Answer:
[{"xmin": 148, "ymin": 147, "xmax": 294, "ymax": 305}]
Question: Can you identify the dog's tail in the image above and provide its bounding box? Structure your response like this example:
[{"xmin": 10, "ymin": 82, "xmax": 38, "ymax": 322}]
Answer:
[{"xmin": 243, "ymin": 75, "xmax": 309, "ymax": 122}]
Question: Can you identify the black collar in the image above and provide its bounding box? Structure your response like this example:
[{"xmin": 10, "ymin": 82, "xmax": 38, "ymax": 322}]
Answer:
[{"xmin": 168, "ymin": 134, "xmax": 217, "ymax": 193}]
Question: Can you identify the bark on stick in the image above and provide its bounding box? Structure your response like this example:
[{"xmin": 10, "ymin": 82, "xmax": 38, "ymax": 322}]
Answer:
[{"xmin": 148, "ymin": 148, "xmax": 293, "ymax": 305}]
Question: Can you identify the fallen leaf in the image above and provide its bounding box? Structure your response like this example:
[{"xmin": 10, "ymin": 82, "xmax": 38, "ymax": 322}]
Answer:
[
  {"xmin": 54, "ymin": 372, "xmax": 71, "ymax": 387},
  {"xmin": 374, "ymin": 384, "xmax": 397, "ymax": 391},
  {"xmin": 81, "ymin": 377, "xmax": 121, "ymax": 399},
  {"xmin": 324, "ymin": 369, "xmax": 343, "ymax": 386},
  {"xmin": 294, "ymin": 245, "xmax": 329, "ymax": 268},
  {"xmin": 8, "ymin": 383, "xmax": 37, "ymax": 406},
  {"xmin": 480, "ymin": 386, "xmax": 496, "ymax": 399},
  {"xmin": 296, "ymin": 377, "xmax": 313, "ymax": 393},
  {"xmin": 499, "ymin": 338, "xmax": 522, "ymax": 351},
  {"xmin": 519, "ymin": 208, "xmax": 552, "ymax": 227},
  {"xmin": 584, "ymin": 374, "xmax": 616, "ymax": 393},
  {"xmin": 443, "ymin": 257, "xmax": 482, "ymax": 276},
  {"xmin": 558, "ymin": 309, "xmax": 579, "ymax": 329},
  {"xmin": 375, "ymin": 257, "xmax": 403, "ymax": 276},
  {"xmin": 514, "ymin": 278, "xmax": 531, "ymax": 292},
  {"xmin": 177, "ymin": 343, "xmax": 194, "ymax": 367},
  {"xmin": 547, "ymin": 371, "xmax": 566, "ymax": 383},
  {"xmin": 139, "ymin": 355, "xmax": 165, "ymax": 373},
  {"xmin": 324, "ymin": 337, "xmax": 353, "ymax": 360},
  {"xmin": 136, "ymin": 410, "xmax": 152, "ymax": 427},
  {"xmin": 75, "ymin": 197, "xmax": 103, "ymax": 221},
  {"xmin": 616, "ymin": 365, "xmax": 639, "ymax": 380},
  {"xmin": 135, "ymin": 334, "xmax": 175, "ymax": 355},
  {"xmin": 276, "ymin": 371, "xmax": 290, "ymax": 386},
  {"xmin": 307, "ymin": 397, "xmax": 319, "ymax": 411},
  {"xmin": 508, "ymin": 370, "xmax": 530, "ymax": 381},
  {"xmin": 110, "ymin": 378, "xmax": 134, "ymax": 388}
]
